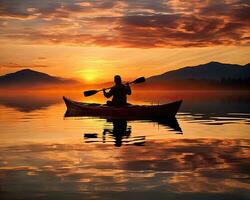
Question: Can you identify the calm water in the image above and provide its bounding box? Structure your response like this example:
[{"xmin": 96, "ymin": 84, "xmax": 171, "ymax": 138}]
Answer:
[{"xmin": 0, "ymin": 90, "xmax": 250, "ymax": 200}]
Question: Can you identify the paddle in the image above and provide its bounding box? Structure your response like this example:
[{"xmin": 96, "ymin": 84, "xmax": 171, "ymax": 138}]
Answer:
[{"xmin": 83, "ymin": 77, "xmax": 146, "ymax": 97}]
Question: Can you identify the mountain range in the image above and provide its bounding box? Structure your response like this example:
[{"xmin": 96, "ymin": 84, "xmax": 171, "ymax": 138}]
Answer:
[
  {"xmin": 147, "ymin": 61, "xmax": 250, "ymax": 82},
  {"xmin": 0, "ymin": 69, "xmax": 77, "ymax": 88},
  {"xmin": 145, "ymin": 61, "xmax": 250, "ymax": 89},
  {"xmin": 0, "ymin": 61, "xmax": 250, "ymax": 89}
]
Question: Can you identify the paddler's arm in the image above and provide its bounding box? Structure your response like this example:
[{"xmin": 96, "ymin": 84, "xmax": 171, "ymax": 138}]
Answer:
[
  {"xmin": 103, "ymin": 88, "xmax": 113, "ymax": 98},
  {"xmin": 125, "ymin": 83, "xmax": 131, "ymax": 95}
]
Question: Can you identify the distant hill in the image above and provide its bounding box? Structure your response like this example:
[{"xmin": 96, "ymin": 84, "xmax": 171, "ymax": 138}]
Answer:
[
  {"xmin": 0, "ymin": 69, "xmax": 78, "ymax": 88},
  {"xmin": 146, "ymin": 62, "xmax": 250, "ymax": 90},
  {"xmin": 148, "ymin": 62, "xmax": 250, "ymax": 81}
]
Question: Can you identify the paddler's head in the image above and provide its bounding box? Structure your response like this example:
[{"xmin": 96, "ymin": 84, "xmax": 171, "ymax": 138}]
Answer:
[{"xmin": 114, "ymin": 75, "xmax": 122, "ymax": 85}]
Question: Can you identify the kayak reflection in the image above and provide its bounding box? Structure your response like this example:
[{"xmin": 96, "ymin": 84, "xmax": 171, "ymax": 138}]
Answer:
[
  {"xmin": 84, "ymin": 119, "xmax": 145, "ymax": 147},
  {"xmin": 84, "ymin": 118, "xmax": 182, "ymax": 147}
]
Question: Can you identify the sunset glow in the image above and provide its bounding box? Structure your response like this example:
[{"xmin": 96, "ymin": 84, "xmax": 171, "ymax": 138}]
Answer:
[
  {"xmin": 0, "ymin": 0, "xmax": 249, "ymax": 82},
  {"xmin": 78, "ymin": 69, "xmax": 99, "ymax": 82},
  {"xmin": 1, "ymin": 1, "xmax": 250, "ymax": 199}
]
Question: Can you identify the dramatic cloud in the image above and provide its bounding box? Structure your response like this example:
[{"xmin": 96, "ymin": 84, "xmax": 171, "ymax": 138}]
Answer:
[{"xmin": 0, "ymin": 0, "xmax": 249, "ymax": 48}]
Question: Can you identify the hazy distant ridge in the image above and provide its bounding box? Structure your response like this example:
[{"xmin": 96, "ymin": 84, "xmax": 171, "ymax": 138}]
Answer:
[
  {"xmin": 147, "ymin": 62, "xmax": 250, "ymax": 82},
  {"xmin": 0, "ymin": 69, "xmax": 77, "ymax": 87}
]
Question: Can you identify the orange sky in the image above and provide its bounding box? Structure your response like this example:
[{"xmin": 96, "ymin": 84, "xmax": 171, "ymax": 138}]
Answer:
[{"xmin": 0, "ymin": 0, "xmax": 250, "ymax": 82}]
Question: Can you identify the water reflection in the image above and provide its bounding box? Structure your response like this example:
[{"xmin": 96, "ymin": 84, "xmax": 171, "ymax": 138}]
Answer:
[
  {"xmin": 81, "ymin": 118, "xmax": 182, "ymax": 147},
  {"xmin": 1, "ymin": 90, "xmax": 250, "ymax": 199},
  {"xmin": 132, "ymin": 90, "xmax": 250, "ymax": 125},
  {"xmin": 1, "ymin": 90, "xmax": 249, "ymax": 126},
  {"xmin": 0, "ymin": 93, "xmax": 60, "ymax": 112},
  {"xmin": 84, "ymin": 119, "xmax": 144, "ymax": 147},
  {"xmin": 0, "ymin": 139, "xmax": 249, "ymax": 199},
  {"xmin": 83, "ymin": 118, "xmax": 182, "ymax": 147},
  {"xmin": 103, "ymin": 120, "xmax": 133, "ymax": 147}
]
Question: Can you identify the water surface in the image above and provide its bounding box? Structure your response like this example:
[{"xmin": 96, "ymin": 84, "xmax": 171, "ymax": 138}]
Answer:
[{"xmin": 0, "ymin": 90, "xmax": 249, "ymax": 200}]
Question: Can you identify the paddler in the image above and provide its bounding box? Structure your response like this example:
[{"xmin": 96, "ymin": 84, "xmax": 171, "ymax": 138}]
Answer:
[{"xmin": 103, "ymin": 75, "xmax": 131, "ymax": 106}]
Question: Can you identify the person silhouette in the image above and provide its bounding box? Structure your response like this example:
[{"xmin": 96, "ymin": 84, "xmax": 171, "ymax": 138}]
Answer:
[{"xmin": 103, "ymin": 75, "xmax": 131, "ymax": 106}]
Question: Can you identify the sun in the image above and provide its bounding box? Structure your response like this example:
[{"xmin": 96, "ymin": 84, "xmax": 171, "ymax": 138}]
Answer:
[
  {"xmin": 78, "ymin": 69, "xmax": 99, "ymax": 83},
  {"xmin": 85, "ymin": 73, "xmax": 97, "ymax": 82}
]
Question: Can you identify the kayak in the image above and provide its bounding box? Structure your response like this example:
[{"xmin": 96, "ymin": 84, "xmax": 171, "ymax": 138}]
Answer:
[{"xmin": 63, "ymin": 96, "xmax": 182, "ymax": 119}]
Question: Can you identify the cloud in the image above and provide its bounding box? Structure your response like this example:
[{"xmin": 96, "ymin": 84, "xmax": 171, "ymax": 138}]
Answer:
[
  {"xmin": 0, "ymin": 62, "xmax": 49, "ymax": 68},
  {"xmin": 0, "ymin": 0, "xmax": 249, "ymax": 48},
  {"xmin": 37, "ymin": 57, "xmax": 47, "ymax": 60}
]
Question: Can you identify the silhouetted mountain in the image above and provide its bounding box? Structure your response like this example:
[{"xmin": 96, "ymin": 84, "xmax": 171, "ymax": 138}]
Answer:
[
  {"xmin": 145, "ymin": 62, "xmax": 250, "ymax": 90},
  {"xmin": 0, "ymin": 69, "xmax": 78, "ymax": 88},
  {"xmin": 148, "ymin": 62, "xmax": 250, "ymax": 82}
]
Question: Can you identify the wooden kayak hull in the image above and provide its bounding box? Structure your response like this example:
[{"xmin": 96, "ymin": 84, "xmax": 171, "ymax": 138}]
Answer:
[{"xmin": 63, "ymin": 96, "xmax": 182, "ymax": 119}]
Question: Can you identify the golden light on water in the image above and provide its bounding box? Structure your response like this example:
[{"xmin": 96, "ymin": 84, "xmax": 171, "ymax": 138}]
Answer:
[{"xmin": 0, "ymin": 89, "xmax": 250, "ymax": 199}]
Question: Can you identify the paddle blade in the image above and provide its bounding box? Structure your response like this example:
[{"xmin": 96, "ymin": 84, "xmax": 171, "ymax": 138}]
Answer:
[
  {"xmin": 133, "ymin": 77, "xmax": 146, "ymax": 84},
  {"xmin": 84, "ymin": 90, "xmax": 99, "ymax": 97}
]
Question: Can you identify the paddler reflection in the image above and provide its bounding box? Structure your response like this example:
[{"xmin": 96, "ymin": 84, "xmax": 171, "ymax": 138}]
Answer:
[{"xmin": 84, "ymin": 119, "xmax": 145, "ymax": 147}]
